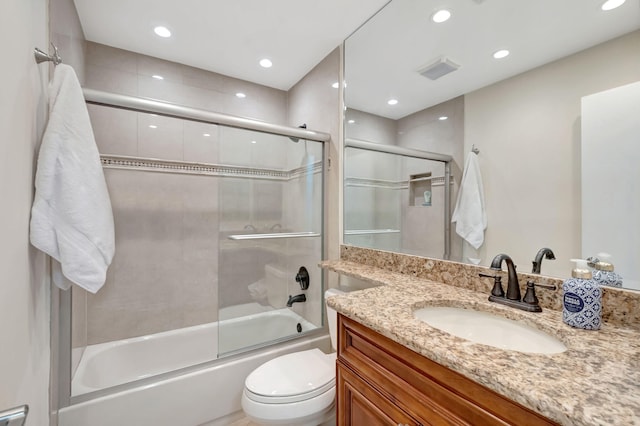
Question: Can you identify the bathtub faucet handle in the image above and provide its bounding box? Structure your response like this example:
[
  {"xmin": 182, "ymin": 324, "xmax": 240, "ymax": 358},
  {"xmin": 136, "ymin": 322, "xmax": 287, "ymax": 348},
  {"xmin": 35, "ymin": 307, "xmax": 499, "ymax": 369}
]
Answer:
[{"xmin": 295, "ymin": 267, "xmax": 310, "ymax": 290}]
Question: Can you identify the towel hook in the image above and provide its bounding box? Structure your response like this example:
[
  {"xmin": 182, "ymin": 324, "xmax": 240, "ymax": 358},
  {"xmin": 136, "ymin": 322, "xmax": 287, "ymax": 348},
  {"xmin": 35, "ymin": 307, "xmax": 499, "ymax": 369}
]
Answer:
[
  {"xmin": 471, "ymin": 144, "xmax": 480, "ymax": 155},
  {"xmin": 34, "ymin": 43, "xmax": 62, "ymax": 65}
]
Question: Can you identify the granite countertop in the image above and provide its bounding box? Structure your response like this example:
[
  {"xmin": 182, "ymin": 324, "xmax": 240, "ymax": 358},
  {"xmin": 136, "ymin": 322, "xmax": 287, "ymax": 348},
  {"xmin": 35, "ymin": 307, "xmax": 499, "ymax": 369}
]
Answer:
[{"xmin": 323, "ymin": 260, "xmax": 640, "ymax": 426}]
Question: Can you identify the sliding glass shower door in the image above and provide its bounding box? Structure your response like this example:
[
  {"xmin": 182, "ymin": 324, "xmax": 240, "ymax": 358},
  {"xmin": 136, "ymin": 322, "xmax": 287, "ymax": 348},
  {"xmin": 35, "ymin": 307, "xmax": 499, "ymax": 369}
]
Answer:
[{"xmin": 217, "ymin": 127, "xmax": 325, "ymax": 357}]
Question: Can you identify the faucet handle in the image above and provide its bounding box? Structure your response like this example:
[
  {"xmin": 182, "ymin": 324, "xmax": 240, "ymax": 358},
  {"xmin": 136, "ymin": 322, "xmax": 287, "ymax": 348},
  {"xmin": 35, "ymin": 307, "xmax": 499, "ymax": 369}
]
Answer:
[
  {"xmin": 479, "ymin": 273, "xmax": 505, "ymax": 298},
  {"xmin": 522, "ymin": 281, "xmax": 557, "ymax": 306}
]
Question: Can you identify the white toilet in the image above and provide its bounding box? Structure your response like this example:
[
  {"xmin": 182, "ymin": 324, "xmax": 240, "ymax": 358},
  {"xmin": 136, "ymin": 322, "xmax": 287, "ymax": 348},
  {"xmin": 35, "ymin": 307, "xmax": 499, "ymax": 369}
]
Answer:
[{"xmin": 241, "ymin": 288, "xmax": 344, "ymax": 426}]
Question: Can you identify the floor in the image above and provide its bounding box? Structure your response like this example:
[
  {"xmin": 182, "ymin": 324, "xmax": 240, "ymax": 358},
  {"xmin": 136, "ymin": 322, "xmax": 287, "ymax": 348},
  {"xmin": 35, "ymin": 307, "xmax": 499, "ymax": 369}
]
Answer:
[{"xmin": 227, "ymin": 417, "xmax": 261, "ymax": 426}]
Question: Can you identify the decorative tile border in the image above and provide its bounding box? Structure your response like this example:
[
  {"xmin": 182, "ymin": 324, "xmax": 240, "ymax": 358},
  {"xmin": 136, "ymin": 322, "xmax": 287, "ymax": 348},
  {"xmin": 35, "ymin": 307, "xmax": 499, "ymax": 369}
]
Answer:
[
  {"xmin": 339, "ymin": 245, "xmax": 640, "ymax": 331},
  {"xmin": 101, "ymin": 154, "xmax": 322, "ymax": 181}
]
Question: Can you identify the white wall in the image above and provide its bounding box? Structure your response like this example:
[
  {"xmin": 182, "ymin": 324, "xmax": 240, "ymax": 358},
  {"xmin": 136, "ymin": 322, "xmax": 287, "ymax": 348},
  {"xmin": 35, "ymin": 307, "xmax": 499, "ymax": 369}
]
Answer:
[
  {"xmin": 465, "ymin": 30, "xmax": 640, "ymax": 277},
  {"xmin": 0, "ymin": 0, "xmax": 51, "ymax": 425}
]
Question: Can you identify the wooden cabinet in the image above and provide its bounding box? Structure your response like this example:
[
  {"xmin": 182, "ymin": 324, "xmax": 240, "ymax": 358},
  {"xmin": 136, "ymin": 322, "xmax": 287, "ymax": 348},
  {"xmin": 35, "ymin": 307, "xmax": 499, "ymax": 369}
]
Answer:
[{"xmin": 336, "ymin": 314, "xmax": 558, "ymax": 426}]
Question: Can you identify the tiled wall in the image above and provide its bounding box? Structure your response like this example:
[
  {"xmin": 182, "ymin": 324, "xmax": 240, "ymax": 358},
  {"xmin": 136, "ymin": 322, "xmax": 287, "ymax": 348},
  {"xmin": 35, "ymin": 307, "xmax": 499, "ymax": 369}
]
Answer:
[{"xmin": 77, "ymin": 42, "xmax": 336, "ymax": 344}]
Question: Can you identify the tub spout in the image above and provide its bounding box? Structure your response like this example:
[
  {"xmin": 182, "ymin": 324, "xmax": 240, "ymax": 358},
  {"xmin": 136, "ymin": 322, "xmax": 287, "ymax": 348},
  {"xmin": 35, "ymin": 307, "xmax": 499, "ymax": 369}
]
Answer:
[{"xmin": 286, "ymin": 294, "xmax": 306, "ymax": 307}]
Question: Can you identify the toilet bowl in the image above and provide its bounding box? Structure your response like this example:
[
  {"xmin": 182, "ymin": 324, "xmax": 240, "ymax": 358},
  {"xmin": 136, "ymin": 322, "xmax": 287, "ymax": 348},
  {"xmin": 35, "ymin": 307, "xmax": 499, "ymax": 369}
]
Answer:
[{"xmin": 241, "ymin": 288, "xmax": 344, "ymax": 426}]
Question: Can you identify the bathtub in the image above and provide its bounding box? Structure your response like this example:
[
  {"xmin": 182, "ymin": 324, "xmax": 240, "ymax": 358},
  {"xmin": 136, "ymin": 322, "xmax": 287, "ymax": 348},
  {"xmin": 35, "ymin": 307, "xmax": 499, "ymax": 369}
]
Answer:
[{"xmin": 61, "ymin": 308, "xmax": 328, "ymax": 426}]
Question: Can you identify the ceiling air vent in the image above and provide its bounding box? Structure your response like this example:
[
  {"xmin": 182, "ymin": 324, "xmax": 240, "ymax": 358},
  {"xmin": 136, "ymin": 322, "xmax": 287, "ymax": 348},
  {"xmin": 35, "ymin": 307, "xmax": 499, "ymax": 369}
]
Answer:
[{"xmin": 418, "ymin": 57, "xmax": 460, "ymax": 80}]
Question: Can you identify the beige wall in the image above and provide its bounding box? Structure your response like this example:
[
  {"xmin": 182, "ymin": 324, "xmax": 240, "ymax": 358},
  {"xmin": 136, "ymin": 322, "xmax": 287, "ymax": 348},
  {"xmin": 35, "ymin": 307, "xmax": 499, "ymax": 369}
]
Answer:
[
  {"xmin": 287, "ymin": 47, "xmax": 341, "ymax": 320},
  {"xmin": 0, "ymin": 0, "xmax": 50, "ymax": 425},
  {"xmin": 465, "ymin": 30, "xmax": 640, "ymax": 277}
]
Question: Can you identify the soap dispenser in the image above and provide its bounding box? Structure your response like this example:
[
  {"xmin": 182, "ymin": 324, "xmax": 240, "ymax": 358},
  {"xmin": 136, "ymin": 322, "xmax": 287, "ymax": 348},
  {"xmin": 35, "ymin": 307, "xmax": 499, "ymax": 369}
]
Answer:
[
  {"xmin": 588, "ymin": 253, "xmax": 623, "ymax": 288},
  {"xmin": 562, "ymin": 259, "xmax": 602, "ymax": 330}
]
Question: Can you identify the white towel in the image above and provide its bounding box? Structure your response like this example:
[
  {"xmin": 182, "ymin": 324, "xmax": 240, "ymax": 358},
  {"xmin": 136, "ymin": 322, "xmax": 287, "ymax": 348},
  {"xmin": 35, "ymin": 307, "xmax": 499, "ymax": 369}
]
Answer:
[
  {"xmin": 30, "ymin": 64, "xmax": 115, "ymax": 293},
  {"xmin": 451, "ymin": 153, "xmax": 487, "ymax": 249}
]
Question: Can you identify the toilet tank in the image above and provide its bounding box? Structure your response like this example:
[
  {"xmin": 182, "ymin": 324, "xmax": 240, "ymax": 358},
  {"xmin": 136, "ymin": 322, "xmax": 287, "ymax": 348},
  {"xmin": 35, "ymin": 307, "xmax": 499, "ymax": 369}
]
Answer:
[{"xmin": 324, "ymin": 288, "xmax": 345, "ymax": 351}]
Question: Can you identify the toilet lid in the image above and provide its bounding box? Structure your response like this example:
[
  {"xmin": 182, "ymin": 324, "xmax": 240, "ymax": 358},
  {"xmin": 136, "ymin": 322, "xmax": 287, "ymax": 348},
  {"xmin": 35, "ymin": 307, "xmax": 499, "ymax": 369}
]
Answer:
[{"xmin": 245, "ymin": 349, "xmax": 336, "ymax": 404}]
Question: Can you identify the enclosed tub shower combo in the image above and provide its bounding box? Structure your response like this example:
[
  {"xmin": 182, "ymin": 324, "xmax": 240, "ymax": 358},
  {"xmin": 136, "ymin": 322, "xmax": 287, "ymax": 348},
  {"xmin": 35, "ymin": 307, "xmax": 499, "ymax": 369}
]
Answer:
[{"xmin": 56, "ymin": 89, "xmax": 330, "ymax": 426}]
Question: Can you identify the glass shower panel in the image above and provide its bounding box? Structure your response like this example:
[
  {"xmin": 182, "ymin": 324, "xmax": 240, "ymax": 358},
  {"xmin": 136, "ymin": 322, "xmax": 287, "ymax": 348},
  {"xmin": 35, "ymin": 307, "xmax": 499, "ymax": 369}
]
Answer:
[
  {"xmin": 217, "ymin": 127, "xmax": 324, "ymax": 357},
  {"xmin": 71, "ymin": 106, "xmax": 221, "ymax": 396}
]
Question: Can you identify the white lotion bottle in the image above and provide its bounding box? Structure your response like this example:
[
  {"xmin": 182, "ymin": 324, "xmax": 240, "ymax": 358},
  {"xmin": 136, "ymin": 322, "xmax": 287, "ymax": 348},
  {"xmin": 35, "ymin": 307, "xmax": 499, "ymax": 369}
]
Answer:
[{"xmin": 562, "ymin": 259, "xmax": 602, "ymax": 330}]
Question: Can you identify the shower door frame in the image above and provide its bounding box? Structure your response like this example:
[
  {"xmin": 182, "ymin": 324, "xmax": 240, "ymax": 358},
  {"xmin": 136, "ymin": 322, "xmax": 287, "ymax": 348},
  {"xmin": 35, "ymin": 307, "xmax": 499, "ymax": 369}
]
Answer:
[{"xmin": 56, "ymin": 89, "xmax": 331, "ymax": 408}]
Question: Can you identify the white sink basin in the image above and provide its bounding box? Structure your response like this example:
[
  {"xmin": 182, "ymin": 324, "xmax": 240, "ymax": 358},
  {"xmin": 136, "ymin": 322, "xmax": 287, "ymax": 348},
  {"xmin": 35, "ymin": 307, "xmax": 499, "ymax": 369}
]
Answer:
[{"xmin": 413, "ymin": 306, "xmax": 567, "ymax": 354}]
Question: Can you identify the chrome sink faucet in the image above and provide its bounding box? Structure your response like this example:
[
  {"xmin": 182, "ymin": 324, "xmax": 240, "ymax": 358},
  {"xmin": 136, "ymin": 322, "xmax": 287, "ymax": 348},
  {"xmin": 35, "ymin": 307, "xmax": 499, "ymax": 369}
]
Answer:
[{"xmin": 479, "ymin": 253, "xmax": 555, "ymax": 312}]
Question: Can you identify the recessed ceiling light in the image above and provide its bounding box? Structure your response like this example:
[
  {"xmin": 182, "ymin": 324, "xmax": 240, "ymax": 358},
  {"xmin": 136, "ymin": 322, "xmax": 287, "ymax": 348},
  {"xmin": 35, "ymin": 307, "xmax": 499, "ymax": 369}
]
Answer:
[
  {"xmin": 601, "ymin": 0, "xmax": 625, "ymax": 10},
  {"xmin": 493, "ymin": 49, "xmax": 510, "ymax": 59},
  {"xmin": 153, "ymin": 26, "xmax": 171, "ymax": 38},
  {"xmin": 251, "ymin": 140, "xmax": 257, "ymax": 144},
  {"xmin": 203, "ymin": 133, "xmax": 210, "ymax": 137},
  {"xmin": 387, "ymin": 99, "xmax": 398, "ymax": 105},
  {"xmin": 236, "ymin": 92, "xmax": 246, "ymax": 98},
  {"xmin": 432, "ymin": 9, "xmax": 452, "ymax": 23},
  {"xmin": 259, "ymin": 58, "xmax": 272, "ymax": 68},
  {"xmin": 439, "ymin": 116, "xmax": 448, "ymax": 121},
  {"xmin": 332, "ymin": 82, "xmax": 340, "ymax": 89},
  {"xmin": 347, "ymin": 119, "xmax": 355, "ymax": 124},
  {"xmin": 152, "ymin": 75, "xmax": 164, "ymax": 80},
  {"xmin": 149, "ymin": 125, "xmax": 158, "ymax": 129}
]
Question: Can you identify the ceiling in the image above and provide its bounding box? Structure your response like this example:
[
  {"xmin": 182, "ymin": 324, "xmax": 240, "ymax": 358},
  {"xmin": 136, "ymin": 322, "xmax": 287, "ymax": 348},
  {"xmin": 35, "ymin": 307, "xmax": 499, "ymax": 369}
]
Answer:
[
  {"xmin": 73, "ymin": 0, "xmax": 390, "ymax": 91},
  {"xmin": 74, "ymin": 0, "xmax": 640, "ymax": 119},
  {"xmin": 345, "ymin": 0, "xmax": 640, "ymax": 119}
]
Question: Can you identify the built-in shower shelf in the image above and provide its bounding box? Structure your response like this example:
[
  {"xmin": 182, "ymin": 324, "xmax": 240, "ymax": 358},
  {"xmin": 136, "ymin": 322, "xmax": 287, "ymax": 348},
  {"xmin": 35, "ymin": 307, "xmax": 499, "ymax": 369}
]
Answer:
[{"xmin": 227, "ymin": 232, "xmax": 320, "ymax": 240}]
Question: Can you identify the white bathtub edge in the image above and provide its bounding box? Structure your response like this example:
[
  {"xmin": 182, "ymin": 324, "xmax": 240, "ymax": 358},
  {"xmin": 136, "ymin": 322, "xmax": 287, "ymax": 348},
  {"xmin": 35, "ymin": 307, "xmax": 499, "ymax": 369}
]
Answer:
[{"xmin": 59, "ymin": 334, "xmax": 330, "ymax": 426}]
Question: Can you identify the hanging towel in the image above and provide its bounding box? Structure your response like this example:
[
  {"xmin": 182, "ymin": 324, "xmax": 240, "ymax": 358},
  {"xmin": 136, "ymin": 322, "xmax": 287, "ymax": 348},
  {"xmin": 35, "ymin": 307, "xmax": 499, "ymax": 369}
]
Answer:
[
  {"xmin": 30, "ymin": 64, "xmax": 115, "ymax": 293},
  {"xmin": 451, "ymin": 153, "xmax": 487, "ymax": 249}
]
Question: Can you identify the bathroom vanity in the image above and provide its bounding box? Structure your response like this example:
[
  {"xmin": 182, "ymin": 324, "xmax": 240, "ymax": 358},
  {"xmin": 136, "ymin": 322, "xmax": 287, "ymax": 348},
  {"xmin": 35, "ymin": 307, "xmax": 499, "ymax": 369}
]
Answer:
[
  {"xmin": 323, "ymin": 247, "xmax": 640, "ymax": 425},
  {"xmin": 336, "ymin": 314, "xmax": 556, "ymax": 425}
]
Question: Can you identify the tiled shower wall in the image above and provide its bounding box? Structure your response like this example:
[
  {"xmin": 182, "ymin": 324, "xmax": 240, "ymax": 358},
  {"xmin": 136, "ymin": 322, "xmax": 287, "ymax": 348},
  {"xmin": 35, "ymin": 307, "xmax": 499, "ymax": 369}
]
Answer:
[{"xmin": 76, "ymin": 42, "xmax": 334, "ymax": 345}]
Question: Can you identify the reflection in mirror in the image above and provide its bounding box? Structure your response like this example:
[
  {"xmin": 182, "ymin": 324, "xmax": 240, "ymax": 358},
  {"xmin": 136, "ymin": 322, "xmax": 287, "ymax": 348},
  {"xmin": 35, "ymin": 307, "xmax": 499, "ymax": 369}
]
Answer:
[
  {"xmin": 343, "ymin": 0, "xmax": 640, "ymax": 288},
  {"xmin": 344, "ymin": 146, "xmax": 450, "ymax": 258}
]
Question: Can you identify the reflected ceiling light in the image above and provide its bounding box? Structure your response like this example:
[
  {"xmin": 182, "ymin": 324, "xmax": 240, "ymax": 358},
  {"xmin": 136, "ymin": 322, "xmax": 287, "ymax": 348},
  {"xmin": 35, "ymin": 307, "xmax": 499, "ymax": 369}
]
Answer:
[
  {"xmin": 601, "ymin": 0, "xmax": 625, "ymax": 10},
  {"xmin": 432, "ymin": 9, "xmax": 452, "ymax": 23},
  {"xmin": 387, "ymin": 99, "xmax": 398, "ymax": 105},
  {"xmin": 347, "ymin": 119, "xmax": 355, "ymax": 124},
  {"xmin": 493, "ymin": 49, "xmax": 510, "ymax": 59},
  {"xmin": 332, "ymin": 82, "xmax": 339, "ymax": 88},
  {"xmin": 152, "ymin": 75, "xmax": 164, "ymax": 80},
  {"xmin": 259, "ymin": 58, "xmax": 273, "ymax": 68},
  {"xmin": 148, "ymin": 125, "xmax": 158, "ymax": 129},
  {"xmin": 203, "ymin": 133, "xmax": 211, "ymax": 137},
  {"xmin": 153, "ymin": 26, "xmax": 171, "ymax": 38},
  {"xmin": 236, "ymin": 92, "xmax": 246, "ymax": 98},
  {"xmin": 251, "ymin": 140, "xmax": 257, "ymax": 144},
  {"xmin": 439, "ymin": 116, "xmax": 448, "ymax": 121}
]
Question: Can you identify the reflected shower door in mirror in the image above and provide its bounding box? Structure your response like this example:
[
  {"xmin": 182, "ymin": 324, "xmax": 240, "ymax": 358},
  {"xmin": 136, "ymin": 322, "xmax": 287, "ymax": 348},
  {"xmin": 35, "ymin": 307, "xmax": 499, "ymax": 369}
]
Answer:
[
  {"xmin": 343, "ymin": 0, "xmax": 640, "ymax": 285},
  {"xmin": 344, "ymin": 146, "xmax": 455, "ymax": 260}
]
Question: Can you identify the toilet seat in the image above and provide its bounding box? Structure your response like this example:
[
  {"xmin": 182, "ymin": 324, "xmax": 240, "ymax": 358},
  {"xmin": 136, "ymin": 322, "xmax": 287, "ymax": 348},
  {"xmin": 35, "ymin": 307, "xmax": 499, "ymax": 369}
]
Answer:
[{"xmin": 244, "ymin": 349, "xmax": 336, "ymax": 404}]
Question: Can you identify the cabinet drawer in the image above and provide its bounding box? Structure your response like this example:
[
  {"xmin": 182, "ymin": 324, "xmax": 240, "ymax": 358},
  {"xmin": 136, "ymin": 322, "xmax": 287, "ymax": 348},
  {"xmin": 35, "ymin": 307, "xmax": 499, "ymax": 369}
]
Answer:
[{"xmin": 338, "ymin": 314, "xmax": 557, "ymax": 426}]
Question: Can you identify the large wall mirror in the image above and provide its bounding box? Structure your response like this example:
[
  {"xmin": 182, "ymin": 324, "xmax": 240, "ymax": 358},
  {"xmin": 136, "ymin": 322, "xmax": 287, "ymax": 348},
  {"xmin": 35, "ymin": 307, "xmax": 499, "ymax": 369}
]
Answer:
[{"xmin": 343, "ymin": 0, "xmax": 640, "ymax": 289}]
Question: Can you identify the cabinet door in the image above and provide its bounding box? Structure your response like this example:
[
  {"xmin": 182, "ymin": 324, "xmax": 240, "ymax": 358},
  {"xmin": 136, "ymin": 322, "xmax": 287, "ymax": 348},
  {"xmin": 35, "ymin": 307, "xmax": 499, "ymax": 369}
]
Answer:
[{"xmin": 337, "ymin": 362, "xmax": 420, "ymax": 426}]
